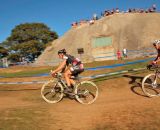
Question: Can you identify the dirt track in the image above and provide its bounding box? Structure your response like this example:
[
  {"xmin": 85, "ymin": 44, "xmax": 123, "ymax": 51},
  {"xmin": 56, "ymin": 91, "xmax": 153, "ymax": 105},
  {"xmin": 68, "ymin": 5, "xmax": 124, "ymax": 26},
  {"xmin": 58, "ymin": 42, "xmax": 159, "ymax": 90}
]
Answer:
[{"xmin": 0, "ymin": 74, "xmax": 160, "ymax": 130}]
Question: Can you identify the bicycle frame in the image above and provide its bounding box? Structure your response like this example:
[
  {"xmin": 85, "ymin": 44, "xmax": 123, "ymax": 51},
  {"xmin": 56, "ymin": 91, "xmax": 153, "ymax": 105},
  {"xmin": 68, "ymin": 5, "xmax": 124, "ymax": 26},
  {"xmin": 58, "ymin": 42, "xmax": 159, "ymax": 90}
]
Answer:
[
  {"xmin": 146, "ymin": 66, "xmax": 160, "ymax": 88},
  {"xmin": 54, "ymin": 74, "xmax": 68, "ymax": 89},
  {"xmin": 54, "ymin": 73, "xmax": 81, "ymax": 91},
  {"xmin": 41, "ymin": 72, "xmax": 98, "ymax": 104},
  {"xmin": 142, "ymin": 65, "xmax": 160, "ymax": 97}
]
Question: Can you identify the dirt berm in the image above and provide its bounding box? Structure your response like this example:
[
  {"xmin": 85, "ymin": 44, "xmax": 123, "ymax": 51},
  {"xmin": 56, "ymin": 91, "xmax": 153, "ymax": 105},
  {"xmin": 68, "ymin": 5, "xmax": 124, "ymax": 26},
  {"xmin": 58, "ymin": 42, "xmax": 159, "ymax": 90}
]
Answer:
[{"xmin": 35, "ymin": 13, "xmax": 160, "ymax": 66}]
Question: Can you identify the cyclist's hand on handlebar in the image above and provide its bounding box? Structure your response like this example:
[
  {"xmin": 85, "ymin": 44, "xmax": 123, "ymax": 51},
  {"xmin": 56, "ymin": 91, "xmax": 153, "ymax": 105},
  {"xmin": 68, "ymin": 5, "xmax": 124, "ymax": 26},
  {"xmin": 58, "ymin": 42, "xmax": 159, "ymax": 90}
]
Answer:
[
  {"xmin": 146, "ymin": 64, "xmax": 153, "ymax": 70},
  {"xmin": 147, "ymin": 61, "xmax": 159, "ymax": 70},
  {"xmin": 151, "ymin": 61, "xmax": 157, "ymax": 65},
  {"xmin": 50, "ymin": 70, "xmax": 56, "ymax": 77}
]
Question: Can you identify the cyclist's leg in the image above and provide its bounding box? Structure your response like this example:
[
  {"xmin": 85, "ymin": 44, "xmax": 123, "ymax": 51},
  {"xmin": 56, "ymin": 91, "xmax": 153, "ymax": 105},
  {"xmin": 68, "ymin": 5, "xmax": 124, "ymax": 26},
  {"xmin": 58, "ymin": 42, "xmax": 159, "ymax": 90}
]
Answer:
[
  {"xmin": 70, "ymin": 68, "xmax": 84, "ymax": 86},
  {"xmin": 70, "ymin": 79, "xmax": 76, "ymax": 86},
  {"xmin": 70, "ymin": 69, "xmax": 79, "ymax": 86},
  {"xmin": 65, "ymin": 66, "xmax": 84, "ymax": 87},
  {"xmin": 64, "ymin": 69, "xmax": 72, "ymax": 87}
]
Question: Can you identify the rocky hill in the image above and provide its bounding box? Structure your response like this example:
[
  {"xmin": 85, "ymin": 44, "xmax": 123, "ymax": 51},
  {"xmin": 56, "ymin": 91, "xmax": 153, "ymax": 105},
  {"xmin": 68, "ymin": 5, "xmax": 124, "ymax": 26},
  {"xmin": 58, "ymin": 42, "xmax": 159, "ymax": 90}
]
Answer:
[{"xmin": 35, "ymin": 13, "xmax": 160, "ymax": 66}]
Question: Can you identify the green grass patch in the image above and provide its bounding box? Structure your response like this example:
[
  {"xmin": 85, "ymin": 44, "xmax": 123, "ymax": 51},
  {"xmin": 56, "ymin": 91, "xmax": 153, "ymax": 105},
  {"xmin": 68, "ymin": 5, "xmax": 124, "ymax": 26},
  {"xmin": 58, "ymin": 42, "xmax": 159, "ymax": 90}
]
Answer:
[
  {"xmin": 84, "ymin": 57, "xmax": 151, "ymax": 68},
  {"xmin": 0, "ymin": 68, "xmax": 51, "ymax": 78},
  {"xmin": 0, "ymin": 57, "xmax": 152, "ymax": 78}
]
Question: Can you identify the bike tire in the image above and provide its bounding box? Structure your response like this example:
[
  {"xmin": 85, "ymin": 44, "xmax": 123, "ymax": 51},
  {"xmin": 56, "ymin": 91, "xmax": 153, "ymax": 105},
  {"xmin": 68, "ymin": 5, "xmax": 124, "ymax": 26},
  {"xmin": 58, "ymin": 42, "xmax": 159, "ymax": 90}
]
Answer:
[
  {"xmin": 74, "ymin": 81, "xmax": 98, "ymax": 104},
  {"xmin": 142, "ymin": 73, "xmax": 160, "ymax": 97},
  {"xmin": 41, "ymin": 80, "xmax": 64, "ymax": 103}
]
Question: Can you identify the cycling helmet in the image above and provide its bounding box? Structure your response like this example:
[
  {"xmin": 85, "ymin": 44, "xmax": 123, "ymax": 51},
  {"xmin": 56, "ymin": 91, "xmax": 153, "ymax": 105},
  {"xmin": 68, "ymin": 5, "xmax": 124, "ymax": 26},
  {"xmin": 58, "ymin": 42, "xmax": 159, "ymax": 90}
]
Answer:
[
  {"xmin": 58, "ymin": 49, "xmax": 66, "ymax": 54},
  {"xmin": 153, "ymin": 40, "xmax": 160, "ymax": 46}
]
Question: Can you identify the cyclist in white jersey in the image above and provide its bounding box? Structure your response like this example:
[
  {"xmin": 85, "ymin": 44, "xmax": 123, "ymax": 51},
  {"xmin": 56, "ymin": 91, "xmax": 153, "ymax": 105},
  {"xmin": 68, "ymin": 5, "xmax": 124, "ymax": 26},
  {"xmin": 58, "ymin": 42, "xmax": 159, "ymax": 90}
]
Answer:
[{"xmin": 147, "ymin": 40, "xmax": 160, "ymax": 69}]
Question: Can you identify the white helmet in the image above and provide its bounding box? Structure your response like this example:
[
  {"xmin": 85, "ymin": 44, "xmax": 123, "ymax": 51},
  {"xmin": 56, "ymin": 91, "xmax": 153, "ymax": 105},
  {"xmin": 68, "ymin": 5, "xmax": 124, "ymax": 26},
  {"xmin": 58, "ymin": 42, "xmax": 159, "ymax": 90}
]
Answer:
[{"xmin": 153, "ymin": 39, "xmax": 160, "ymax": 46}]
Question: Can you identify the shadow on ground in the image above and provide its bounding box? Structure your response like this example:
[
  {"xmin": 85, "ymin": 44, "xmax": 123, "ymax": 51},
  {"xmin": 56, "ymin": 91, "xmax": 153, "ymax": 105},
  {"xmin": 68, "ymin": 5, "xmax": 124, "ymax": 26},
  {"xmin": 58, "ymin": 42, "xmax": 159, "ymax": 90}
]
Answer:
[{"xmin": 123, "ymin": 74, "xmax": 148, "ymax": 97}]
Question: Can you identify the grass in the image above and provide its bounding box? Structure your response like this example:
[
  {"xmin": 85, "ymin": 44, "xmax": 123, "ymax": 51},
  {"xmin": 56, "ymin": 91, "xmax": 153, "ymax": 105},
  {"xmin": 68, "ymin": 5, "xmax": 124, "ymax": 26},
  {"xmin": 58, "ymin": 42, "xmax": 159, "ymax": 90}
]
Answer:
[
  {"xmin": 0, "ymin": 57, "xmax": 152, "ymax": 78},
  {"xmin": 0, "ymin": 67, "xmax": 52, "ymax": 78},
  {"xmin": 84, "ymin": 57, "xmax": 150, "ymax": 68}
]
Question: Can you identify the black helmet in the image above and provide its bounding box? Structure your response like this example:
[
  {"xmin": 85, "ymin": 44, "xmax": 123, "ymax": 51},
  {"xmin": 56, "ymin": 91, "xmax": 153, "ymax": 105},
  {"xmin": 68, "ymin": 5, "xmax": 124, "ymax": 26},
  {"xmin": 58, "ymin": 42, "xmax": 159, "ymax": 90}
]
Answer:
[{"xmin": 58, "ymin": 49, "xmax": 66, "ymax": 54}]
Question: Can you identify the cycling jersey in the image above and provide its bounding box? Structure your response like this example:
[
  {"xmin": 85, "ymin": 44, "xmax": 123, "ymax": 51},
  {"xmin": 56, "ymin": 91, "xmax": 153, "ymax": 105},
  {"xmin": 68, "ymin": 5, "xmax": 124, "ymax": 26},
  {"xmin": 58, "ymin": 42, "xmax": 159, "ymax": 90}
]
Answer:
[
  {"xmin": 63, "ymin": 54, "xmax": 81, "ymax": 66},
  {"xmin": 63, "ymin": 54, "xmax": 84, "ymax": 75}
]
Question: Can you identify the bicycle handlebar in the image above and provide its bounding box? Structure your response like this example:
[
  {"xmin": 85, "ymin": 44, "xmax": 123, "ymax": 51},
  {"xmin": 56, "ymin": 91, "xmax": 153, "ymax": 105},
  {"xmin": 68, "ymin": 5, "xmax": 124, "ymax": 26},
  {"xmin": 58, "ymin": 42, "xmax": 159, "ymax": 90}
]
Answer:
[
  {"xmin": 50, "ymin": 70, "xmax": 62, "ymax": 78},
  {"xmin": 146, "ymin": 64, "xmax": 160, "ymax": 71},
  {"xmin": 55, "ymin": 72, "xmax": 62, "ymax": 77}
]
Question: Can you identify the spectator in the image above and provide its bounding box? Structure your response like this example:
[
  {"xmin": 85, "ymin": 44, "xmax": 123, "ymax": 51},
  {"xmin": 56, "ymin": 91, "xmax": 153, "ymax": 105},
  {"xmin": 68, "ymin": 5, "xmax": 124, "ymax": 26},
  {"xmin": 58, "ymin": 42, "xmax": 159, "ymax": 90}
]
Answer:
[
  {"xmin": 110, "ymin": 8, "xmax": 116, "ymax": 14},
  {"xmin": 115, "ymin": 8, "xmax": 120, "ymax": 13},
  {"xmin": 117, "ymin": 50, "xmax": 122, "ymax": 60},
  {"xmin": 71, "ymin": 4, "xmax": 157, "ymax": 27},
  {"xmin": 132, "ymin": 8, "xmax": 136, "ymax": 13},
  {"xmin": 140, "ymin": 9, "xmax": 145, "ymax": 13},
  {"xmin": 123, "ymin": 48, "xmax": 127, "ymax": 58},
  {"xmin": 93, "ymin": 13, "xmax": 98, "ymax": 20},
  {"xmin": 101, "ymin": 12, "xmax": 104, "ymax": 17},
  {"xmin": 128, "ymin": 8, "xmax": 132, "ymax": 13},
  {"xmin": 71, "ymin": 22, "xmax": 78, "ymax": 28},
  {"xmin": 152, "ymin": 4, "xmax": 156, "ymax": 11},
  {"xmin": 89, "ymin": 19, "xmax": 95, "ymax": 25}
]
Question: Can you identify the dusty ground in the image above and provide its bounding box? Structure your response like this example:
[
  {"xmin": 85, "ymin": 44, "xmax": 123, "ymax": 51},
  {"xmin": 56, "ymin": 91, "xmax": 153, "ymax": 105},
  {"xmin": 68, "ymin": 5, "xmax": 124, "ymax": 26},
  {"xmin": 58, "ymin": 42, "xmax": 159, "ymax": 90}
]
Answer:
[{"xmin": 0, "ymin": 73, "xmax": 160, "ymax": 130}]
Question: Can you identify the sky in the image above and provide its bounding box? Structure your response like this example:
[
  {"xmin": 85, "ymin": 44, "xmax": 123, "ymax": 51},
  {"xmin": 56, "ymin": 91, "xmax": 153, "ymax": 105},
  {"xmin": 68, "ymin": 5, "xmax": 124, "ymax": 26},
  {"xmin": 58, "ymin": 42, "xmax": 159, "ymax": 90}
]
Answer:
[{"xmin": 0, "ymin": 0, "xmax": 160, "ymax": 43}]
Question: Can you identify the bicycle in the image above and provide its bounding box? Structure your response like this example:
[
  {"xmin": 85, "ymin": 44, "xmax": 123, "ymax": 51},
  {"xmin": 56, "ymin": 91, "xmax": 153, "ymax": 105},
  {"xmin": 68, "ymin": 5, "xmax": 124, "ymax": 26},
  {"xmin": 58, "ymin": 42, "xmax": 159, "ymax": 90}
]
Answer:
[
  {"xmin": 142, "ymin": 64, "xmax": 160, "ymax": 97},
  {"xmin": 41, "ymin": 72, "xmax": 98, "ymax": 104}
]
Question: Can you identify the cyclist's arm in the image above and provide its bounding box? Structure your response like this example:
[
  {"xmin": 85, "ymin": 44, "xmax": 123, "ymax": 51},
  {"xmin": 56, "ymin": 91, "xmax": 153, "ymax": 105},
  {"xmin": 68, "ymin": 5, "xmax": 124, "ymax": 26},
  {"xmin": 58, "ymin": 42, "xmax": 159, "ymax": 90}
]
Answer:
[
  {"xmin": 153, "ymin": 54, "xmax": 160, "ymax": 63},
  {"xmin": 53, "ymin": 60, "xmax": 66, "ymax": 73}
]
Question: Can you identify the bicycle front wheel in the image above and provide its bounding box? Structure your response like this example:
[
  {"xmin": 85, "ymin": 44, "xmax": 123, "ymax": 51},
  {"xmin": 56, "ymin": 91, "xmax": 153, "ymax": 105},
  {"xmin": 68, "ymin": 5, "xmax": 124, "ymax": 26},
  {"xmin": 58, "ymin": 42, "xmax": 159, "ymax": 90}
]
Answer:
[
  {"xmin": 75, "ymin": 81, "xmax": 98, "ymax": 104},
  {"xmin": 142, "ymin": 73, "xmax": 160, "ymax": 97},
  {"xmin": 41, "ymin": 80, "xmax": 64, "ymax": 103}
]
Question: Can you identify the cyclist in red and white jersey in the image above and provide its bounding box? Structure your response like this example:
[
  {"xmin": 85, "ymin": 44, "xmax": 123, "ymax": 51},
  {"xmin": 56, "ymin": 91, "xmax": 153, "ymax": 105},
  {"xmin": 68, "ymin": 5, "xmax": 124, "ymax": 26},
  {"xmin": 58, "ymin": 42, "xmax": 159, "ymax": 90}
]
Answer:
[
  {"xmin": 51, "ymin": 49, "xmax": 84, "ymax": 92},
  {"xmin": 147, "ymin": 40, "xmax": 160, "ymax": 69},
  {"xmin": 152, "ymin": 40, "xmax": 160, "ymax": 64}
]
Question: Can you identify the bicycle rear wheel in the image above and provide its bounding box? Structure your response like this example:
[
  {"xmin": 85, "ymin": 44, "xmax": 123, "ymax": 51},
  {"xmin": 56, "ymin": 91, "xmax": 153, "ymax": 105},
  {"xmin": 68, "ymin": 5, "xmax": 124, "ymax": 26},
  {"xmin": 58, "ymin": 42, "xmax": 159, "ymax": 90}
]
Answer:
[
  {"xmin": 75, "ymin": 81, "xmax": 98, "ymax": 104},
  {"xmin": 41, "ymin": 80, "xmax": 64, "ymax": 103},
  {"xmin": 142, "ymin": 73, "xmax": 160, "ymax": 97}
]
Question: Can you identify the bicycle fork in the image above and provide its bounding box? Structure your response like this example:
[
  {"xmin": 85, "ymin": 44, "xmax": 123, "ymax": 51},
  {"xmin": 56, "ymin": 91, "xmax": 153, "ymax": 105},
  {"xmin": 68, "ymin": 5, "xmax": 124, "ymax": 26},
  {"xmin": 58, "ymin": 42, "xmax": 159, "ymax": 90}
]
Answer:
[{"xmin": 152, "ymin": 75, "xmax": 158, "ymax": 89}]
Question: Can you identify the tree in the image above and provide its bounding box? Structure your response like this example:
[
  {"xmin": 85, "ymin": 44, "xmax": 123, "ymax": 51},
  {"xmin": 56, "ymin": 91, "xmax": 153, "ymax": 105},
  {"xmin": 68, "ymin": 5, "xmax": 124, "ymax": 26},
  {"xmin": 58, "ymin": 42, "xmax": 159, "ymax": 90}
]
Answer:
[
  {"xmin": 0, "ymin": 46, "xmax": 8, "ymax": 58},
  {"xmin": 11, "ymin": 40, "xmax": 45, "ymax": 60},
  {"xmin": 7, "ymin": 53, "xmax": 21, "ymax": 62},
  {"xmin": 4, "ymin": 23, "xmax": 58, "ymax": 61}
]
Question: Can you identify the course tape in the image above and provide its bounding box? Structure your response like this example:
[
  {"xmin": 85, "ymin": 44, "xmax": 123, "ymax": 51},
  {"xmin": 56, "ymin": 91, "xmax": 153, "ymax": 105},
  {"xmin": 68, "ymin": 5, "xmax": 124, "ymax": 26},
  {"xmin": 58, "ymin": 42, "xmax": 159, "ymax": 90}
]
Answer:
[
  {"xmin": 95, "ymin": 55, "xmax": 116, "ymax": 59},
  {"xmin": 0, "ymin": 68, "xmax": 146, "ymax": 84},
  {"xmin": 0, "ymin": 80, "xmax": 46, "ymax": 85},
  {"xmin": 85, "ymin": 57, "xmax": 154, "ymax": 71},
  {"xmin": 83, "ymin": 68, "xmax": 146, "ymax": 79}
]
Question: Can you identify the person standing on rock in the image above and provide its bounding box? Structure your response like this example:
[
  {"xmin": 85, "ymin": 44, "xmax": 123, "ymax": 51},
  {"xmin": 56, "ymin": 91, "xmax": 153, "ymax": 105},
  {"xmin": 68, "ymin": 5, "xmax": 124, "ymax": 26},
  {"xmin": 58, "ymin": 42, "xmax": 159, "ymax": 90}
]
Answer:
[
  {"xmin": 117, "ymin": 50, "xmax": 122, "ymax": 60},
  {"xmin": 123, "ymin": 48, "xmax": 127, "ymax": 58}
]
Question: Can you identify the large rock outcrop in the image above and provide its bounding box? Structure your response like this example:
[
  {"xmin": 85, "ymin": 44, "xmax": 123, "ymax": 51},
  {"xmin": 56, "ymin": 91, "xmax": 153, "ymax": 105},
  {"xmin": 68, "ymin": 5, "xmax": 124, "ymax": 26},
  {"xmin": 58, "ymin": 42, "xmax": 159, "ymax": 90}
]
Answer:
[{"xmin": 35, "ymin": 13, "xmax": 160, "ymax": 66}]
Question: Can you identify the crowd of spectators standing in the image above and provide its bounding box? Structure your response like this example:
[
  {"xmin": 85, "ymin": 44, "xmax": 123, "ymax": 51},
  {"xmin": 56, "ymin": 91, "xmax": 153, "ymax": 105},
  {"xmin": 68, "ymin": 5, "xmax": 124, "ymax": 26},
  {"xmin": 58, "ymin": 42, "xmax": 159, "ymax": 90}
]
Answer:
[{"xmin": 71, "ymin": 4, "xmax": 157, "ymax": 28}]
